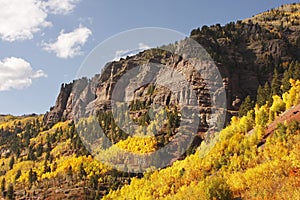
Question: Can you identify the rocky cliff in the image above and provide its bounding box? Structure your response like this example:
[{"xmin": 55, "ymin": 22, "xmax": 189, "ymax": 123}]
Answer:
[{"xmin": 44, "ymin": 3, "xmax": 300, "ymax": 131}]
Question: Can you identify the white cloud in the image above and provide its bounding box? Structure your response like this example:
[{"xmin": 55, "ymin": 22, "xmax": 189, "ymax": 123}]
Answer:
[
  {"xmin": 0, "ymin": 0, "xmax": 81, "ymax": 42},
  {"xmin": 0, "ymin": 0, "xmax": 51, "ymax": 42},
  {"xmin": 0, "ymin": 57, "xmax": 47, "ymax": 91},
  {"xmin": 113, "ymin": 43, "xmax": 151, "ymax": 61},
  {"xmin": 113, "ymin": 49, "xmax": 132, "ymax": 61},
  {"xmin": 42, "ymin": 0, "xmax": 80, "ymax": 15},
  {"xmin": 138, "ymin": 42, "xmax": 151, "ymax": 50},
  {"xmin": 42, "ymin": 25, "xmax": 92, "ymax": 58}
]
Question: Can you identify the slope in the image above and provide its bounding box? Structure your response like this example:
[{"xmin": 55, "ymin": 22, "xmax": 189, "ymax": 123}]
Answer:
[{"xmin": 103, "ymin": 80, "xmax": 300, "ymax": 200}]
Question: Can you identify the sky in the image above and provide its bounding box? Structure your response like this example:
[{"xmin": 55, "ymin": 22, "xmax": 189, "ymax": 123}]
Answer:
[{"xmin": 0, "ymin": 0, "xmax": 297, "ymax": 115}]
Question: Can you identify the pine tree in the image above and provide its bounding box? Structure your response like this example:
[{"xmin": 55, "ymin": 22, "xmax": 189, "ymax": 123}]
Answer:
[
  {"xmin": 27, "ymin": 146, "xmax": 36, "ymax": 161},
  {"xmin": 9, "ymin": 156, "xmax": 14, "ymax": 170},
  {"xmin": 14, "ymin": 170, "xmax": 21, "ymax": 182},
  {"xmin": 89, "ymin": 174, "xmax": 99, "ymax": 190},
  {"xmin": 281, "ymin": 70, "xmax": 291, "ymax": 93},
  {"xmin": 7, "ymin": 184, "xmax": 14, "ymax": 200},
  {"xmin": 271, "ymin": 69, "xmax": 281, "ymax": 96},
  {"xmin": 290, "ymin": 61, "xmax": 300, "ymax": 80},
  {"xmin": 256, "ymin": 85, "xmax": 265, "ymax": 106},
  {"xmin": 67, "ymin": 166, "xmax": 73, "ymax": 182},
  {"xmin": 293, "ymin": 61, "xmax": 300, "ymax": 80},
  {"xmin": 43, "ymin": 161, "xmax": 51, "ymax": 173},
  {"xmin": 256, "ymin": 83, "xmax": 271, "ymax": 107},
  {"xmin": 264, "ymin": 82, "xmax": 272, "ymax": 105},
  {"xmin": 1, "ymin": 178, "xmax": 5, "ymax": 194},
  {"xmin": 79, "ymin": 163, "xmax": 86, "ymax": 180},
  {"xmin": 36, "ymin": 143, "xmax": 43, "ymax": 157},
  {"xmin": 281, "ymin": 61, "xmax": 300, "ymax": 93},
  {"xmin": 238, "ymin": 96, "xmax": 254, "ymax": 117},
  {"xmin": 28, "ymin": 169, "xmax": 37, "ymax": 188}
]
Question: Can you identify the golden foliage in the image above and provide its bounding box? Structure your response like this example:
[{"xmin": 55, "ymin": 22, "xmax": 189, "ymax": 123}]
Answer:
[
  {"xmin": 104, "ymin": 79, "xmax": 300, "ymax": 199},
  {"xmin": 116, "ymin": 136, "xmax": 157, "ymax": 154}
]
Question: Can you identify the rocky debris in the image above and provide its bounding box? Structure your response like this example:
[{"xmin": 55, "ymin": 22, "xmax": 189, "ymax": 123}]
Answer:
[{"xmin": 232, "ymin": 96, "xmax": 242, "ymax": 110}]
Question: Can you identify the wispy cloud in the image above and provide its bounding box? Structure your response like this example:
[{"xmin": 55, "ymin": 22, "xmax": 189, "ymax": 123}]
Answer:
[
  {"xmin": 113, "ymin": 43, "xmax": 151, "ymax": 61},
  {"xmin": 42, "ymin": 0, "xmax": 80, "ymax": 15},
  {"xmin": 42, "ymin": 25, "xmax": 92, "ymax": 59},
  {"xmin": 0, "ymin": 57, "xmax": 47, "ymax": 91}
]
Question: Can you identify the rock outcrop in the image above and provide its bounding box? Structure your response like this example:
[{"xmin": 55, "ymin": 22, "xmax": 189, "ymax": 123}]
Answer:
[{"xmin": 44, "ymin": 7, "xmax": 300, "ymax": 130}]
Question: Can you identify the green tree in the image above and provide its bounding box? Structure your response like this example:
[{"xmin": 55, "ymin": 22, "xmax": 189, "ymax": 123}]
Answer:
[
  {"xmin": 36, "ymin": 143, "xmax": 43, "ymax": 157},
  {"xmin": 27, "ymin": 146, "xmax": 36, "ymax": 161},
  {"xmin": 14, "ymin": 170, "xmax": 21, "ymax": 182},
  {"xmin": 79, "ymin": 163, "xmax": 86, "ymax": 180},
  {"xmin": 271, "ymin": 69, "xmax": 281, "ymax": 96},
  {"xmin": 281, "ymin": 70, "xmax": 291, "ymax": 93},
  {"xmin": 238, "ymin": 96, "xmax": 254, "ymax": 117},
  {"xmin": 1, "ymin": 178, "xmax": 5, "ymax": 194},
  {"xmin": 204, "ymin": 176, "xmax": 233, "ymax": 200},
  {"xmin": 89, "ymin": 174, "xmax": 99, "ymax": 190},
  {"xmin": 281, "ymin": 61, "xmax": 300, "ymax": 93},
  {"xmin": 28, "ymin": 169, "xmax": 37, "ymax": 188},
  {"xmin": 43, "ymin": 161, "xmax": 51, "ymax": 173},
  {"xmin": 289, "ymin": 61, "xmax": 300, "ymax": 80},
  {"xmin": 256, "ymin": 85, "xmax": 264, "ymax": 107},
  {"xmin": 9, "ymin": 156, "xmax": 14, "ymax": 170},
  {"xmin": 7, "ymin": 184, "xmax": 14, "ymax": 200},
  {"xmin": 256, "ymin": 83, "xmax": 271, "ymax": 107},
  {"xmin": 66, "ymin": 166, "xmax": 73, "ymax": 182}
]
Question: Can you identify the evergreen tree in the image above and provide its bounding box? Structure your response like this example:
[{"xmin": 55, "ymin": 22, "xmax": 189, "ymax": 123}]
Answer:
[
  {"xmin": 281, "ymin": 70, "xmax": 291, "ymax": 93},
  {"xmin": 45, "ymin": 150, "xmax": 50, "ymax": 161},
  {"xmin": 264, "ymin": 83, "xmax": 272, "ymax": 104},
  {"xmin": 7, "ymin": 184, "xmax": 14, "ymax": 200},
  {"xmin": 43, "ymin": 161, "xmax": 51, "ymax": 173},
  {"xmin": 27, "ymin": 146, "xmax": 36, "ymax": 161},
  {"xmin": 238, "ymin": 96, "xmax": 254, "ymax": 117},
  {"xmin": 9, "ymin": 156, "xmax": 14, "ymax": 170},
  {"xmin": 14, "ymin": 170, "xmax": 21, "ymax": 182},
  {"xmin": 271, "ymin": 69, "xmax": 281, "ymax": 96},
  {"xmin": 290, "ymin": 61, "xmax": 300, "ymax": 80},
  {"xmin": 67, "ymin": 166, "xmax": 73, "ymax": 182},
  {"xmin": 28, "ymin": 169, "xmax": 37, "ymax": 188},
  {"xmin": 36, "ymin": 143, "xmax": 43, "ymax": 157},
  {"xmin": 89, "ymin": 174, "xmax": 99, "ymax": 190},
  {"xmin": 79, "ymin": 163, "xmax": 86, "ymax": 180},
  {"xmin": 256, "ymin": 83, "xmax": 271, "ymax": 107},
  {"xmin": 1, "ymin": 178, "xmax": 5, "ymax": 194},
  {"xmin": 293, "ymin": 61, "xmax": 300, "ymax": 80},
  {"xmin": 281, "ymin": 61, "xmax": 300, "ymax": 93}
]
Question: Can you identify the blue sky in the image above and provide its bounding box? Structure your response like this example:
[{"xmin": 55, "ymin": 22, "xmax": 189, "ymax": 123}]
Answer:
[{"xmin": 0, "ymin": 0, "xmax": 296, "ymax": 115}]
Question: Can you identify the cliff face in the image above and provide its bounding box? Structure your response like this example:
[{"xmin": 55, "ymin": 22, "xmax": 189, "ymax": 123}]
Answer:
[
  {"xmin": 43, "ymin": 83, "xmax": 73, "ymax": 126},
  {"xmin": 43, "ymin": 77, "xmax": 98, "ymax": 126},
  {"xmin": 44, "ymin": 5, "xmax": 300, "ymax": 128}
]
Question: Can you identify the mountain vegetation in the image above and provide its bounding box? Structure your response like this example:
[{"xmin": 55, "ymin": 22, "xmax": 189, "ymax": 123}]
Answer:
[
  {"xmin": 1, "ymin": 3, "xmax": 300, "ymax": 199},
  {"xmin": 104, "ymin": 78, "xmax": 300, "ymax": 200}
]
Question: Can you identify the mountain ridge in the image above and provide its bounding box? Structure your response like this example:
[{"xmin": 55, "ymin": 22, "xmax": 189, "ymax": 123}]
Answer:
[
  {"xmin": 44, "ymin": 3, "xmax": 300, "ymax": 130},
  {"xmin": 1, "ymin": 3, "xmax": 300, "ymax": 199}
]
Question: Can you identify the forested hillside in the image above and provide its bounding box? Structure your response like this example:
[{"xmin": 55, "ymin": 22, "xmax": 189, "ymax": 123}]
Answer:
[
  {"xmin": 1, "ymin": 3, "xmax": 300, "ymax": 200},
  {"xmin": 103, "ymin": 79, "xmax": 300, "ymax": 200}
]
